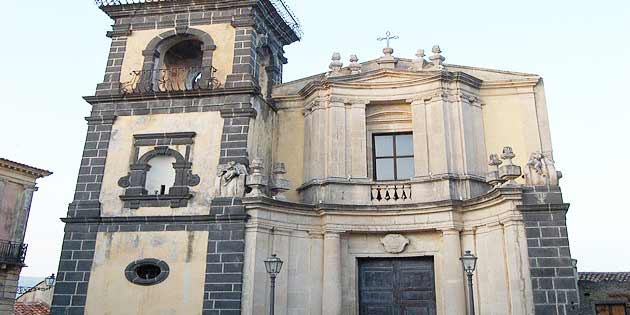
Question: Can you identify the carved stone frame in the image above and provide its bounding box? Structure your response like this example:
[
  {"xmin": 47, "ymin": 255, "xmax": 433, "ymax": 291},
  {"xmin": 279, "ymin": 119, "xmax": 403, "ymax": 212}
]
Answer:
[
  {"xmin": 124, "ymin": 258, "xmax": 170, "ymax": 286},
  {"xmin": 118, "ymin": 132, "xmax": 200, "ymax": 209}
]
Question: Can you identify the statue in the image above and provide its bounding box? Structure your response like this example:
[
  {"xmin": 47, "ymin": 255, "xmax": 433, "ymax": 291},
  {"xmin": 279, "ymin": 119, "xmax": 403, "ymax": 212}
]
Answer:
[
  {"xmin": 215, "ymin": 161, "xmax": 248, "ymax": 197},
  {"xmin": 524, "ymin": 152, "xmax": 562, "ymax": 186}
]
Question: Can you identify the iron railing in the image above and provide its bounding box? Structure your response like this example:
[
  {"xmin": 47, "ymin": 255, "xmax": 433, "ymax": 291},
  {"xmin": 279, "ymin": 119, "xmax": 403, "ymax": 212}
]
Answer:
[
  {"xmin": 121, "ymin": 66, "xmax": 221, "ymax": 94},
  {"xmin": 94, "ymin": 0, "xmax": 303, "ymax": 39},
  {"xmin": 0, "ymin": 240, "xmax": 27, "ymax": 265}
]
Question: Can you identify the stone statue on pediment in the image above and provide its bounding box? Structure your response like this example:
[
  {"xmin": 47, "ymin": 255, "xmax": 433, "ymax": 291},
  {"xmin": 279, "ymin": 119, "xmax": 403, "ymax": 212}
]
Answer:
[
  {"xmin": 215, "ymin": 161, "xmax": 248, "ymax": 197},
  {"xmin": 524, "ymin": 152, "xmax": 562, "ymax": 186}
]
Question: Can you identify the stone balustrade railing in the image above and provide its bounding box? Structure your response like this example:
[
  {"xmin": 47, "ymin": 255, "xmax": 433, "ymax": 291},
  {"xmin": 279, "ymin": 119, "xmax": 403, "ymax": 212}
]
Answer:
[{"xmin": 370, "ymin": 184, "xmax": 412, "ymax": 203}]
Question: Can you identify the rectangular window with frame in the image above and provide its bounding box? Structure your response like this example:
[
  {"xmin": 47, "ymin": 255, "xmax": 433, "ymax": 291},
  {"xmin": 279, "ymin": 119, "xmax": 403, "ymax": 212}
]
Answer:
[
  {"xmin": 373, "ymin": 133, "xmax": 414, "ymax": 181},
  {"xmin": 596, "ymin": 304, "xmax": 627, "ymax": 315}
]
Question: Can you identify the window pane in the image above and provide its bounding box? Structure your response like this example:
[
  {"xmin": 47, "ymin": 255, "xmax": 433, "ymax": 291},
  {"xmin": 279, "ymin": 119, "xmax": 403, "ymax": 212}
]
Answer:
[
  {"xmin": 374, "ymin": 135, "xmax": 394, "ymax": 157},
  {"xmin": 396, "ymin": 134, "xmax": 414, "ymax": 156},
  {"xmin": 611, "ymin": 305, "xmax": 625, "ymax": 315},
  {"xmin": 596, "ymin": 305, "xmax": 610, "ymax": 315},
  {"xmin": 375, "ymin": 158, "xmax": 395, "ymax": 181},
  {"xmin": 396, "ymin": 157, "xmax": 414, "ymax": 180}
]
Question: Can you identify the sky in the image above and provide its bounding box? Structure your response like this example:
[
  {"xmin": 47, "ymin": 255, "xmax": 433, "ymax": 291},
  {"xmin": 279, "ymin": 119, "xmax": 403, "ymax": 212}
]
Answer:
[{"xmin": 0, "ymin": 0, "xmax": 628, "ymax": 278}]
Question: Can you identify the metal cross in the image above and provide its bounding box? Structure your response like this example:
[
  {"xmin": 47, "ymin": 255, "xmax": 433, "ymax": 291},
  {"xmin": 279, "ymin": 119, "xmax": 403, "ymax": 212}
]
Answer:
[{"xmin": 377, "ymin": 31, "xmax": 399, "ymax": 48}]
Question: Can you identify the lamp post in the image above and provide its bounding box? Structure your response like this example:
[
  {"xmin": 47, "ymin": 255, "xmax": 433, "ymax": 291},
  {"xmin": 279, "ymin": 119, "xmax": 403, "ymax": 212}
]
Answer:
[
  {"xmin": 264, "ymin": 254, "xmax": 283, "ymax": 315},
  {"xmin": 460, "ymin": 251, "xmax": 478, "ymax": 315},
  {"xmin": 16, "ymin": 273, "xmax": 56, "ymax": 295}
]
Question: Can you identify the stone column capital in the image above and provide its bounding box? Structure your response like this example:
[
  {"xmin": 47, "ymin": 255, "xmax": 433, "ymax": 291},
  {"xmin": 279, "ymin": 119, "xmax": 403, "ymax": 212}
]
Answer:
[
  {"xmin": 348, "ymin": 99, "xmax": 370, "ymax": 106},
  {"xmin": 323, "ymin": 230, "xmax": 343, "ymax": 238},
  {"xmin": 408, "ymin": 89, "xmax": 449, "ymax": 104},
  {"xmin": 440, "ymin": 228, "xmax": 463, "ymax": 235}
]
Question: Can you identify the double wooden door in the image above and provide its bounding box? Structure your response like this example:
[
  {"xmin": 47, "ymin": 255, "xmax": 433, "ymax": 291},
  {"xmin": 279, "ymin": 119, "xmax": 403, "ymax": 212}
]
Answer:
[{"xmin": 359, "ymin": 257, "xmax": 437, "ymax": 315}]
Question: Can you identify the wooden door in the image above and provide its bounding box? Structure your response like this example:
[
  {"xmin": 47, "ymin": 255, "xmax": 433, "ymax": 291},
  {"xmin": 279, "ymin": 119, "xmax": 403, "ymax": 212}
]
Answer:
[{"xmin": 359, "ymin": 257, "xmax": 436, "ymax": 315}]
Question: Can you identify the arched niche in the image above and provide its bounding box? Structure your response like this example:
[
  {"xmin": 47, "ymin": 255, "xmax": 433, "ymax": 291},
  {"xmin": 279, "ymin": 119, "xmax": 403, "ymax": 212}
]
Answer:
[
  {"xmin": 118, "ymin": 145, "xmax": 200, "ymax": 209},
  {"xmin": 138, "ymin": 27, "xmax": 218, "ymax": 92}
]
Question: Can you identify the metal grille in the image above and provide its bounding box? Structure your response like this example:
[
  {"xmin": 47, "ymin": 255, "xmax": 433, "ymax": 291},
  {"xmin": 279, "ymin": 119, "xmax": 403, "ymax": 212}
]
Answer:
[
  {"xmin": 121, "ymin": 66, "xmax": 221, "ymax": 94},
  {"xmin": 94, "ymin": 0, "xmax": 302, "ymax": 39},
  {"xmin": 0, "ymin": 240, "xmax": 28, "ymax": 265}
]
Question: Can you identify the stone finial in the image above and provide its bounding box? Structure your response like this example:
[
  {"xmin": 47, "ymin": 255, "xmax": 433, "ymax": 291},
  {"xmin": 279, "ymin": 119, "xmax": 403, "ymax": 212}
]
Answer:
[
  {"xmin": 245, "ymin": 158, "xmax": 268, "ymax": 197},
  {"xmin": 329, "ymin": 52, "xmax": 343, "ymax": 72},
  {"xmin": 486, "ymin": 153, "xmax": 503, "ymax": 186},
  {"xmin": 271, "ymin": 162, "xmax": 291, "ymax": 201},
  {"xmin": 499, "ymin": 147, "xmax": 522, "ymax": 186},
  {"xmin": 348, "ymin": 55, "xmax": 361, "ymax": 74},
  {"xmin": 411, "ymin": 49, "xmax": 427, "ymax": 71},
  {"xmin": 430, "ymin": 45, "xmax": 445, "ymax": 69},
  {"xmin": 524, "ymin": 152, "xmax": 562, "ymax": 186}
]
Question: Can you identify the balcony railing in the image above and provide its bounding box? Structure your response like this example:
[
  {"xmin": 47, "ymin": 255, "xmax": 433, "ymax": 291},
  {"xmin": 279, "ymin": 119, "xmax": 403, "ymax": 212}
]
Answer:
[
  {"xmin": 121, "ymin": 66, "xmax": 221, "ymax": 94},
  {"xmin": 0, "ymin": 240, "xmax": 27, "ymax": 265},
  {"xmin": 370, "ymin": 184, "xmax": 412, "ymax": 203}
]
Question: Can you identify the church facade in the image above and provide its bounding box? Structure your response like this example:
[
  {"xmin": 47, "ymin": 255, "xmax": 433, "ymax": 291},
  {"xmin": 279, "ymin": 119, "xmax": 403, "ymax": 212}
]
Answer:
[{"xmin": 51, "ymin": 1, "xmax": 579, "ymax": 314}]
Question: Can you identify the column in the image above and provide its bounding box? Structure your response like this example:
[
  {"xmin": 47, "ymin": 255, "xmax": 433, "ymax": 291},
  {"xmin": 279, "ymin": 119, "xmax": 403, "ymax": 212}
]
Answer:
[
  {"xmin": 441, "ymin": 229, "xmax": 467, "ymax": 314},
  {"xmin": 350, "ymin": 101, "xmax": 368, "ymax": 178},
  {"xmin": 322, "ymin": 232, "xmax": 342, "ymax": 315},
  {"xmin": 410, "ymin": 98, "xmax": 430, "ymax": 177}
]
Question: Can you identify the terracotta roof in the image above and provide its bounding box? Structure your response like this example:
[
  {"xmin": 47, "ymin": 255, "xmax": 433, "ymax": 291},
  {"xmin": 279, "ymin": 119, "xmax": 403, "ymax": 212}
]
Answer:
[
  {"xmin": 579, "ymin": 272, "xmax": 630, "ymax": 282},
  {"xmin": 15, "ymin": 302, "xmax": 49, "ymax": 315},
  {"xmin": 0, "ymin": 158, "xmax": 52, "ymax": 178}
]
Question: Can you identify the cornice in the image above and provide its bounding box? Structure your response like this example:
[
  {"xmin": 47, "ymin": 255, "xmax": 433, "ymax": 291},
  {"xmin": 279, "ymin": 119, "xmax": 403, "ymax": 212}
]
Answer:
[
  {"xmin": 83, "ymin": 86, "xmax": 258, "ymax": 105},
  {"xmin": 0, "ymin": 158, "xmax": 52, "ymax": 179},
  {"xmin": 480, "ymin": 77, "xmax": 541, "ymax": 89},
  {"xmin": 296, "ymin": 70, "xmax": 483, "ymax": 99}
]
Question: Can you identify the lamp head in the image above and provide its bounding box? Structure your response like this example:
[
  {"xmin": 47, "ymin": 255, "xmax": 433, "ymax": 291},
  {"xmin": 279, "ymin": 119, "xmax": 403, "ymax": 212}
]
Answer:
[
  {"xmin": 264, "ymin": 254, "xmax": 283, "ymax": 276},
  {"xmin": 460, "ymin": 251, "xmax": 478, "ymax": 275},
  {"xmin": 44, "ymin": 274, "xmax": 56, "ymax": 288}
]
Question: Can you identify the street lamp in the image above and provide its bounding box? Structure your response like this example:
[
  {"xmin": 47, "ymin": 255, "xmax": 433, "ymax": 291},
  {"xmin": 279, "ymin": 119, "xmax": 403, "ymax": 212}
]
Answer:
[
  {"xmin": 264, "ymin": 254, "xmax": 283, "ymax": 315},
  {"xmin": 44, "ymin": 274, "xmax": 56, "ymax": 288},
  {"xmin": 460, "ymin": 250, "xmax": 478, "ymax": 315}
]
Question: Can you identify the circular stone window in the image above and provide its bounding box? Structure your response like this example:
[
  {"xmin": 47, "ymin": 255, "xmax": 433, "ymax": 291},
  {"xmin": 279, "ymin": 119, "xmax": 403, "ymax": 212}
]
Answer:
[{"xmin": 125, "ymin": 259, "xmax": 170, "ymax": 286}]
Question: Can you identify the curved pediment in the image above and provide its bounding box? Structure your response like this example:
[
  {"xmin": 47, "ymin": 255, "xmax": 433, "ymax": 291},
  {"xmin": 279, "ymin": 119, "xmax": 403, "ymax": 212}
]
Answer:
[{"xmin": 296, "ymin": 69, "xmax": 482, "ymax": 98}]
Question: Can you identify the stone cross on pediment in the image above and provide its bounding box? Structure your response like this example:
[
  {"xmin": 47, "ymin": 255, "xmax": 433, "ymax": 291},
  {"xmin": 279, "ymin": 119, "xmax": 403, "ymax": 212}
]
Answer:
[{"xmin": 377, "ymin": 31, "xmax": 399, "ymax": 48}]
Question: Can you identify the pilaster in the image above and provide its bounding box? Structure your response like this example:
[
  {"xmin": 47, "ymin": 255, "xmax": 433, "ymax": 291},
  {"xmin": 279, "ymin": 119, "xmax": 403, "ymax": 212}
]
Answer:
[
  {"xmin": 440, "ymin": 229, "xmax": 467, "ymax": 315},
  {"xmin": 327, "ymin": 98, "xmax": 347, "ymax": 178},
  {"xmin": 322, "ymin": 232, "xmax": 342, "ymax": 315},
  {"xmin": 349, "ymin": 100, "xmax": 368, "ymax": 178},
  {"xmin": 410, "ymin": 98, "xmax": 430, "ymax": 177}
]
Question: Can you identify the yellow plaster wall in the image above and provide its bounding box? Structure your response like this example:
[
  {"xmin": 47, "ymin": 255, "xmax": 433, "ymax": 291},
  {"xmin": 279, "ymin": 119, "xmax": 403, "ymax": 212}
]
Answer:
[
  {"xmin": 120, "ymin": 24, "xmax": 236, "ymax": 86},
  {"xmin": 481, "ymin": 86, "xmax": 546, "ymax": 174},
  {"xmin": 100, "ymin": 112, "xmax": 223, "ymax": 217},
  {"xmin": 274, "ymin": 107, "xmax": 304, "ymax": 202},
  {"xmin": 85, "ymin": 231, "xmax": 208, "ymax": 315}
]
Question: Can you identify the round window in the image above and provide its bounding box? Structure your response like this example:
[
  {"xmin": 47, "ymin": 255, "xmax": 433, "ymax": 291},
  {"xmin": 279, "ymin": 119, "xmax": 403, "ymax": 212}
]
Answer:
[{"xmin": 125, "ymin": 259, "xmax": 169, "ymax": 286}]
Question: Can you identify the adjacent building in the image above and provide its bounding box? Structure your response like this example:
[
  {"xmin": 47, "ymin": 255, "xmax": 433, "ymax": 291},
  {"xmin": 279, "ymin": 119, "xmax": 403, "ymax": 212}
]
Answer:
[
  {"xmin": 51, "ymin": 0, "xmax": 581, "ymax": 314},
  {"xmin": 578, "ymin": 272, "xmax": 630, "ymax": 315},
  {"xmin": 0, "ymin": 159, "xmax": 51, "ymax": 314}
]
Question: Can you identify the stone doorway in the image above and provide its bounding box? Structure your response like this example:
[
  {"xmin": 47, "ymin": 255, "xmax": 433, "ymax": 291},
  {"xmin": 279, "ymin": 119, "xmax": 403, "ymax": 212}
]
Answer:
[{"xmin": 358, "ymin": 257, "xmax": 436, "ymax": 315}]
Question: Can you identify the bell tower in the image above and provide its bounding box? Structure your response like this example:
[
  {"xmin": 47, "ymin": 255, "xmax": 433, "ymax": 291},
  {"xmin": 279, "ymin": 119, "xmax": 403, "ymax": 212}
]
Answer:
[{"xmin": 51, "ymin": 0, "xmax": 300, "ymax": 314}]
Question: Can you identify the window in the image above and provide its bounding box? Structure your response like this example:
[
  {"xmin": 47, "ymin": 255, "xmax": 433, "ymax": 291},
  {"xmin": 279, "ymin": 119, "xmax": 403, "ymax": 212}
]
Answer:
[
  {"xmin": 125, "ymin": 259, "xmax": 170, "ymax": 286},
  {"xmin": 596, "ymin": 304, "xmax": 627, "ymax": 315},
  {"xmin": 373, "ymin": 133, "xmax": 414, "ymax": 181}
]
